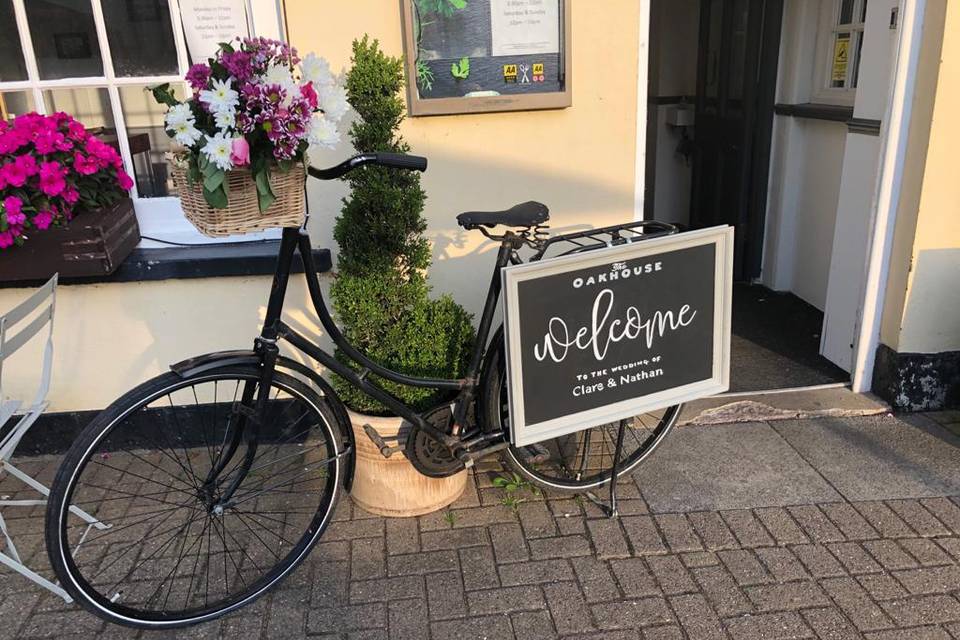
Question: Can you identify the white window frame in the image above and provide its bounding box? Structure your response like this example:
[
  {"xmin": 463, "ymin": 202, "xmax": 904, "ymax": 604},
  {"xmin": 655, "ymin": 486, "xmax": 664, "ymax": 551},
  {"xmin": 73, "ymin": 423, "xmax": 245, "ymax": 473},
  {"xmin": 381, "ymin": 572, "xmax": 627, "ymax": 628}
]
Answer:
[
  {"xmin": 1, "ymin": 0, "xmax": 285, "ymax": 247},
  {"xmin": 812, "ymin": 0, "xmax": 867, "ymax": 106}
]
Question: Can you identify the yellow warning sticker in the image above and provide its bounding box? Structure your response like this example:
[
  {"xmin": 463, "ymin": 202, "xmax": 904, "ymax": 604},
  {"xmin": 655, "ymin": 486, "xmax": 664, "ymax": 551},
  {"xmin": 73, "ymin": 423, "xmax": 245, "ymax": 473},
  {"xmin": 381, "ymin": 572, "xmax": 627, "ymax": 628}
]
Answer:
[{"xmin": 832, "ymin": 34, "xmax": 850, "ymax": 83}]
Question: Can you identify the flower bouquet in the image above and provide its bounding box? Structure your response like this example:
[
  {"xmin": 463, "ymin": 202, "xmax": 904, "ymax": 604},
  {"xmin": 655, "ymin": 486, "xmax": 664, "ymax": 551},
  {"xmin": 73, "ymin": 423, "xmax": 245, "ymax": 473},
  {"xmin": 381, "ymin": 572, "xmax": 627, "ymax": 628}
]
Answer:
[
  {"xmin": 0, "ymin": 112, "xmax": 133, "ymax": 250},
  {"xmin": 152, "ymin": 37, "xmax": 347, "ymax": 237}
]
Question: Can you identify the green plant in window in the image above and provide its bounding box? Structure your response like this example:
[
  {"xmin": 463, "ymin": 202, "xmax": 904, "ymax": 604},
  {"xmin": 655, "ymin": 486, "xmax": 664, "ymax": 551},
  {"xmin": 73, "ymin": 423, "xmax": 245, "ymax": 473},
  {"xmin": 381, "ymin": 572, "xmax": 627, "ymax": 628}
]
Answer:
[
  {"xmin": 416, "ymin": 59, "xmax": 435, "ymax": 91},
  {"xmin": 415, "ymin": 0, "xmax": 467, "ymax": 19},
  {"xmin": 450, "ymin": 57, "xmax": 470, "ymax": 80}
]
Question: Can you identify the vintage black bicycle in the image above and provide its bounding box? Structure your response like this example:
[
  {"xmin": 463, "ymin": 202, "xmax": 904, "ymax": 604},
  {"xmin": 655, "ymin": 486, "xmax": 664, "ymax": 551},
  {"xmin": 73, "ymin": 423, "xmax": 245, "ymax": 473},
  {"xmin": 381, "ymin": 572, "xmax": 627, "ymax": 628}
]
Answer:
[{"xmin": 44, "ymin": 153, "xmax": 681, "ymax": 628}]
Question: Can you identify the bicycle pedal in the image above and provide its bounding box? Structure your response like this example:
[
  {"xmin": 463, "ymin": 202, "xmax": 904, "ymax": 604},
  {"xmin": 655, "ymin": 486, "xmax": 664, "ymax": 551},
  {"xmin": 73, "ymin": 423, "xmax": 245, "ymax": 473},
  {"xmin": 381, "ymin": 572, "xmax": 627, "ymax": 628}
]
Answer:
[
  {"xmin": 363, "ymin": 424, "xmax": 402, "ymax": 459},
  {"xmin": 517, "ymin": 443, "xmax": 551, "ymax": 465}
]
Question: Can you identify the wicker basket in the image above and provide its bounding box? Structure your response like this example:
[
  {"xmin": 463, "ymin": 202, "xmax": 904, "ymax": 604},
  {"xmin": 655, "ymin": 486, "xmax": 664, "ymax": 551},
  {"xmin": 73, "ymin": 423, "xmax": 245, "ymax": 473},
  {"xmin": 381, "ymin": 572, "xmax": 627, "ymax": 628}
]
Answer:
[{"xmin": 171, "ymin": 161, "xmax": 306, "ymax": 237}]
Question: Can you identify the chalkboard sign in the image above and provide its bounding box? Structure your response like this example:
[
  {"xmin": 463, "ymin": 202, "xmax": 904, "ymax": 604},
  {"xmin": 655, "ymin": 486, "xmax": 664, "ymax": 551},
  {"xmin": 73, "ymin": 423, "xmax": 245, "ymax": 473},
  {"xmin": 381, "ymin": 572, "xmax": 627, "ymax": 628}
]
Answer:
[
  {"xmin": 502, "ymin": 227, "xmax": 734, "ymax": 446},
  {"xmin": 400, "ymin": 0, "xmax": 572, "ymax": 116}
]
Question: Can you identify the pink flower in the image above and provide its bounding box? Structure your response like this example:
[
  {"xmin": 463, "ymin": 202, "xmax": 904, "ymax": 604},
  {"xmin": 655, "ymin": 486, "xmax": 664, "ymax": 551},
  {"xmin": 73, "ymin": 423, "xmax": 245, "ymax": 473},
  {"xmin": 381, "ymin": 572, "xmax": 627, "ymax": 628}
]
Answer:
[
  {"xmin": 300, "ymin": 82, "xmax": 318, "ymax": 109},
  {"xmin": 74, "ymin": 152, "xmax": 99, "ymax": 175},
  {"xmin": 230, "ymin": 137, "xmax": 250, "ymax": 166},
  {"xmin": 4, "ymin": 196, "xmax": 23, "ymax": 217},
  {"xmin": 0, "ymin": 231, "xmax": 13, "ymax": 249},
  {"xmin": 116, "ymin": 169, "xmax": 134, "ymax": 191},
  {"xmin": 67, "ymin": 120, "xmax": 87, "ymax": 140},
  {"xmin": 32, "ymin": 209, "xmax": 53, "ymax": 230},
  {"xmin": 0, "ymin": 127, "xmax": 27, "ymax": 154},
  {"xmin": 63, "ymin": 186, "xmax": 79, "ymax": 204},
  {"xmin": 14, "ymin": 154, "xmax": 37, "ymax": 177},
  {"xmin": 38, "ymin": 161, "xmax": 67, "ymax": 196},
  {"xmin": 0, "ymin": 161, "xmax": 29, "ymax": 187}
]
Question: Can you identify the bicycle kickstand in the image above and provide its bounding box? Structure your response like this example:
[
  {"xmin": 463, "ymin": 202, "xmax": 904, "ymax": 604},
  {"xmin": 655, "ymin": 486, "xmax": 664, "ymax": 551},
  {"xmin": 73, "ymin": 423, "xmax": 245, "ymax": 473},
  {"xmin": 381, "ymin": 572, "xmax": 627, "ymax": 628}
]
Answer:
[{"xmin": 585, "ymin": 419, "xmax": 628, "ymax": 519}]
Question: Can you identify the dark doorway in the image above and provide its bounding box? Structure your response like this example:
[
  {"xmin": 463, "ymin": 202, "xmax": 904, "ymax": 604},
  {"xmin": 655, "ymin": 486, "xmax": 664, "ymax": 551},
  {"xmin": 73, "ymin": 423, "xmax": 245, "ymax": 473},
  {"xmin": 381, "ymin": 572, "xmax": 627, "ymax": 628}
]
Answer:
[
  {"xmin": 730, "ymin": 284, "xmax": 849, "ymax": 392},
  {"xmin": 690, "ymin": 0, "xmax": 783, "ymax": 281}
]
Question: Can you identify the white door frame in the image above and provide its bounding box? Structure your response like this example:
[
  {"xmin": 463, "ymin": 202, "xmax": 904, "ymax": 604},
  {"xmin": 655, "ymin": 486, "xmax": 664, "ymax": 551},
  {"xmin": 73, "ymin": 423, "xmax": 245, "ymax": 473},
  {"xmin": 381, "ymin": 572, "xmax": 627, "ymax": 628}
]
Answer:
[
  {"xmin": 633, "ymin": 0, "xmax": 928, "ymax": 395},
  {"xmin": 851, "ymin": 0, "xmax": 927, "ymax": 392}
]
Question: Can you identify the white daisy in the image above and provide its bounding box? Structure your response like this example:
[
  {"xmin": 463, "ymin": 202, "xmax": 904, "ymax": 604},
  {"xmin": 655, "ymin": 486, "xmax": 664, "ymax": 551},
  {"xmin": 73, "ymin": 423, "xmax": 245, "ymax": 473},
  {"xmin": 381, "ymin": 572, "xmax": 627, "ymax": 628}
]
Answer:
[
  {"xmin": 201, "ymin": 132, "xmax": 234, "ymax": 171},
  {"xmin": 164, "ymin": 103, "xmax": 194, "ymax": 128},
  {"xmin": 169, "ymin": 120, "xmax": 203, "ymax": 147},
  {"xmin": 308, "ymin": 113, "xmax": 341, "ymax": 149},
  {"xmin": 199, "ymin": 77, "xmax": 239, "ymax": 115},
  {"xmin": 300, "ymin": 53, "xmax": 334, "ymax": 88},
  {"xmin": 318, "ymin": 84, "xmax": 349, "ymax": 122},
  {"xmin": 214, "ymin": 109, "xmax": 236, "ymax": 131},
  {"xmin": 263, "ymin": 63, "xmax": 297, "ymax": 93}
]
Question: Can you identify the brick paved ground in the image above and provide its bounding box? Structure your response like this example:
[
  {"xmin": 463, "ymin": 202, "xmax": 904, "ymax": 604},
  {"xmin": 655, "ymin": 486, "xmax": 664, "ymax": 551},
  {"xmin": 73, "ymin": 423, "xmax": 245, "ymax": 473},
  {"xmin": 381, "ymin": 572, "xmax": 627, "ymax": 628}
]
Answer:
[{"xmin": 2, "ymin": 411, "xmax": 960, "ymax": 639}]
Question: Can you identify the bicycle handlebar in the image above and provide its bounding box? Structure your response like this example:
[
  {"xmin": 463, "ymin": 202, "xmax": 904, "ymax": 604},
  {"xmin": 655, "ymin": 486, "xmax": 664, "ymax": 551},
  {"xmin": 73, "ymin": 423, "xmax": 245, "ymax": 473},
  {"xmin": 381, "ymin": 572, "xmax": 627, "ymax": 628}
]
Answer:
[{"xmin": 307, "ymin": 152, "xmax": 428, "ymax": 180}]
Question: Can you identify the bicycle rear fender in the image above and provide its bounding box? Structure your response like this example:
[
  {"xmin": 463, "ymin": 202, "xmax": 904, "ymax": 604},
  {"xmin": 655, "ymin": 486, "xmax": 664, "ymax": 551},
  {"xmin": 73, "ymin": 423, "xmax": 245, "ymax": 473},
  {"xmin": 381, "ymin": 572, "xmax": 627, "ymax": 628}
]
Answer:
[{"xmin": 171, "ymin": 350, "xmax": 357, "ymax": 493}]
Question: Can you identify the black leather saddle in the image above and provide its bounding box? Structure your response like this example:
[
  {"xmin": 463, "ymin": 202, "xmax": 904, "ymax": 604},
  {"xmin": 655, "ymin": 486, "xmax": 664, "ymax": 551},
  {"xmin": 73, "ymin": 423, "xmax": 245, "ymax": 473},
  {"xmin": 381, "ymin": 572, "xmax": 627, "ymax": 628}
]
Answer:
[{"xmin": 456, "ymin": 201, "xmax": 550, "ymax": 229}]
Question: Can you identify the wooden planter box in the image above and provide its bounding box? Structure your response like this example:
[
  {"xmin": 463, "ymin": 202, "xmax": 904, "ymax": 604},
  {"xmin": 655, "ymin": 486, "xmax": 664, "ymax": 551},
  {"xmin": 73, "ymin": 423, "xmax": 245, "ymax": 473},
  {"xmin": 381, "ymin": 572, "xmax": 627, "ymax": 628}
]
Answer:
[{"xmin": 0, "ymin": 199, "xmax": 140, "ymax": 282}]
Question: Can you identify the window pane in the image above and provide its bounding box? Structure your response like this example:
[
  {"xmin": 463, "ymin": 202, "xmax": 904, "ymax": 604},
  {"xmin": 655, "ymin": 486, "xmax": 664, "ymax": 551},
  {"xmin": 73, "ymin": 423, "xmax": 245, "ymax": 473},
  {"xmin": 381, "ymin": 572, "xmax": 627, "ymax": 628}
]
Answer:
[
  {"xmin": 1, "ymin": 91, "xmax": 35, "ymax": 122},
  {"xmin": 860, "ymin": 0, "xmax": 869, "ymax": 23},
  {"xmin": 26, "ymin": 0, "xmax": 103, "ymax": 79},
  {"xmin": 43, "ymin": 87, "xmax": 115, "ymax": 131},
  {"xmin": 838, "ymin": 0, "xmax": 855, "ymax": 24},
  {"xmin": 102, "ymin": 0, "xmax": 179, "ymax": 77},
  {"xmin": 0, "ymin": 0, "xmax": 28, "ymax": 81},
  {"xmin": 830, "ymin": 32, "xmax": 851, "ymax": 88},
  {"xmin": 119, "ymin": 84, "xmax": 185, "ymax": 197}
]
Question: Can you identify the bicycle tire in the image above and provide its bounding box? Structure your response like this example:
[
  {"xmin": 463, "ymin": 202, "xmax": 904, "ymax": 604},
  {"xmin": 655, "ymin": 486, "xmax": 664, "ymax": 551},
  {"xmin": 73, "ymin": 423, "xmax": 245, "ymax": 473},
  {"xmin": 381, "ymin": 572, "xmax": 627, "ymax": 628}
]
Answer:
[
  {"xmin": 45, "ymin": 365, "xmax": 345, "ymax": 629},
  {"xmin": 481, "ymin": 330, "xmax": 681, "ymax": 494}
]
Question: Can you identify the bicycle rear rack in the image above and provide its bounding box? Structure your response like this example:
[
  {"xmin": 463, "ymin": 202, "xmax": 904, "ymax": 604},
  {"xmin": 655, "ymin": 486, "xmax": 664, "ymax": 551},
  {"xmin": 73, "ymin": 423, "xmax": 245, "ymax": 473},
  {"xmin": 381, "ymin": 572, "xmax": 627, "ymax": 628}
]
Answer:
[{"xmin": 531, "ymin": 219, "xmax": 680, "ymax": 263}]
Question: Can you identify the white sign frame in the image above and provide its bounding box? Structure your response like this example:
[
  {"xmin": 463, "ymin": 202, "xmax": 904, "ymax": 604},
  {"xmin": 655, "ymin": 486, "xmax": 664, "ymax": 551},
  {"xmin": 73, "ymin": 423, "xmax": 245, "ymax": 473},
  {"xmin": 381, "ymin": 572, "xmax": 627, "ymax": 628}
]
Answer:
[{"xmin": 501, "ymin": 226, "xmax": 734, "ymax": 447}]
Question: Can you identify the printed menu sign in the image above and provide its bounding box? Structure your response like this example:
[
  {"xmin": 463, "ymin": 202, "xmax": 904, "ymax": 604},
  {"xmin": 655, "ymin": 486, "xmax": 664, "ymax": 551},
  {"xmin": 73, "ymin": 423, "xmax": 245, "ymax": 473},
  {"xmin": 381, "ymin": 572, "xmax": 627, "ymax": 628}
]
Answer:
[
  {"xmin": 502, "ymin": 227, "xmax": 733, "ymax": 446},
  {"xmin": 179, "ymin": 0, "xmax": 250, "ymax": 63},
  {"xmin": 490, "ymin": 0, "xmax": 561, "ymax": 56}
]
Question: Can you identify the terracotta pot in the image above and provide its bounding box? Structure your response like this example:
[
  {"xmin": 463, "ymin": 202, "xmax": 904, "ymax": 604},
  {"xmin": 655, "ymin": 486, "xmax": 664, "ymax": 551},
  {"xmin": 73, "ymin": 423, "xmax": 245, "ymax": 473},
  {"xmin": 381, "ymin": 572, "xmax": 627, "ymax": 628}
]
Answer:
[{"xmin": 348, "ymin": 410, "xmax": 466, "ymax": 518}]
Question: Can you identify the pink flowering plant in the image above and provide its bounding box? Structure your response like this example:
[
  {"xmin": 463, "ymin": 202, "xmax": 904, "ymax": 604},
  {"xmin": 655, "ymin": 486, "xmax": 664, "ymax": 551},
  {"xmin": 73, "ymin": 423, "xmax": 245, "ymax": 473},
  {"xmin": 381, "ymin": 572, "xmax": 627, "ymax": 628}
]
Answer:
[
  {"xmin": 152, "ymin": 37, "xmax": 347, "ymax": 211},
  {"xmin": 0, "ymin": 112, "xmax": 133, "ymax": 250}
]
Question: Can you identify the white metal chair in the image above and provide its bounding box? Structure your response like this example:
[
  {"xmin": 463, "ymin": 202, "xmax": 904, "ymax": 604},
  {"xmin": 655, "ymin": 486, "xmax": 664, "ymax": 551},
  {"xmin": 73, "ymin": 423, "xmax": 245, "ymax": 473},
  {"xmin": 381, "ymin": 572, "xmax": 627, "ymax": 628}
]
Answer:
[{"xmin": 0, "ymin": 274, "xmax": 108, "ymax": 602}]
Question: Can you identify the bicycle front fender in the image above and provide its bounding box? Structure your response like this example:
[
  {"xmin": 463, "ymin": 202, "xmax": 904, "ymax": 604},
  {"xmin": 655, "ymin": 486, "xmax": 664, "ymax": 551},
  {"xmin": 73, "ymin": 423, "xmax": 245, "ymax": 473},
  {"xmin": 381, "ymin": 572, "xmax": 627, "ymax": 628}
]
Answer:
[{"xmin": 169, "ymin": 349, "xmax": 357, "ymax": 493}]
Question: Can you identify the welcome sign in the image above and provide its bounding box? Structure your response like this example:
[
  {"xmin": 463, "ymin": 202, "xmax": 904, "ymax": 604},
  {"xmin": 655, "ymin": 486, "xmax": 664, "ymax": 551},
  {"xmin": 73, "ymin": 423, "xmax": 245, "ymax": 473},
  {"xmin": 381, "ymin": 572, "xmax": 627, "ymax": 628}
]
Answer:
[{"xmin": 502, "ymin": 226, "xmax": 733, "ymax": 446}]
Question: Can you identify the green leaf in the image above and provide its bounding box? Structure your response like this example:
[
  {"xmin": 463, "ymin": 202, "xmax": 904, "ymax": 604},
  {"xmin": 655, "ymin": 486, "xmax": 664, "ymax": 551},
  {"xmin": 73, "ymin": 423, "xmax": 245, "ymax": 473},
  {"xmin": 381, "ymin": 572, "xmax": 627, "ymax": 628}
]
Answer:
[
  {"xmin": 450, "ymin": 57, "xmax": 470, "ymax": 80},
  {"xmin": 255, "ymin": 169, "xmax": 276, "ymax": 212},
  {"xmin": 203, "ymin": 168, "xmax": 225, "ymax": 193},
  {"xmin": 202, "ymin": 184, "xmax": 228, "ymax": 209},
  {"xmin": 448, "ymin": 0, "xmax": 467, "ymax": 9},
  {"xmin": 149, "ymin": 83, "xmax": 180, "ymax": 108},
  {"xmin": 218, "ymin": 41, "xmax": 235, "ymax": 54},
  {"xmin": 491, "ymin": 477, "xmax": 507, "ymax": 488}
]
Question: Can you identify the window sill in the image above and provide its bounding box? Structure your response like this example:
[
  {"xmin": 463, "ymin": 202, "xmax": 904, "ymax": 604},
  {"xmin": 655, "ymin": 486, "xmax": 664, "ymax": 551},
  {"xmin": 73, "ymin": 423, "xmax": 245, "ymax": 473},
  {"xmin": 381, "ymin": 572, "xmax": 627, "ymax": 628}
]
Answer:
[
  {"xmin": 0, "ymin": 241, "xmax": 332, "ymax": 289},
  {"xmin": 774, "ymin": 103, "xmax": 854, "ymax": 122}
]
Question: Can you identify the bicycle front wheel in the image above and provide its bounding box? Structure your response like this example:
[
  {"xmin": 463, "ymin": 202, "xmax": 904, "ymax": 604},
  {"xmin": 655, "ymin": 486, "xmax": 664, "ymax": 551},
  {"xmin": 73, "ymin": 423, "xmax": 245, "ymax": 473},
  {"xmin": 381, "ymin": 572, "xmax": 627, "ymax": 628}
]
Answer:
[
  {"xmin": 45, "ymin": 365, "xmax": 344, "ymax": 629},
  {"xmin": 482, "ymin": 336, "xmax": 681, "ymax": 493}
]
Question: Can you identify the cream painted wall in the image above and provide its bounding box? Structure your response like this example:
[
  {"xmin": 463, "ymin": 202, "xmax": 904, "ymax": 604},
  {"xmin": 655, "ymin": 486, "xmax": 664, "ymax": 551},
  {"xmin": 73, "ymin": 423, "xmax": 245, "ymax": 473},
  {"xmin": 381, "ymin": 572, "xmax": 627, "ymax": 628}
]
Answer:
[
  {"xmin": 0, "ymin": 277, "xmax": 333, "ymax": 413},
  {"xmin": 285, "ymin": 0, "xmax": 644, "ymax": 318},
  {"xmin": 882, "ymin": 0, "xmax": 960, "ymax": 355}
]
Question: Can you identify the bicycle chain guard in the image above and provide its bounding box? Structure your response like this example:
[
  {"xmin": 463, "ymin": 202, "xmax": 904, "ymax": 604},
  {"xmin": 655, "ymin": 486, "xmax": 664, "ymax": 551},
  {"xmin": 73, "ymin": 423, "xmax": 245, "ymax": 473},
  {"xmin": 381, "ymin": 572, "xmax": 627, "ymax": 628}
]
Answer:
[{"xmin": 405, "ymin": 403, "xmax": 471, "ymax": 478}]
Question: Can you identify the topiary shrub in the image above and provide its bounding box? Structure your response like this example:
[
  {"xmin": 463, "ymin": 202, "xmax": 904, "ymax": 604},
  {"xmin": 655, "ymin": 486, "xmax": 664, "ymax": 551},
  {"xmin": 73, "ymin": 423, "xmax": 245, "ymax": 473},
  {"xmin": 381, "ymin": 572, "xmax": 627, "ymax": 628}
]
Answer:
[{"xmin": 330, "ymin": 36, "xmax": 475, "ymax": 415}]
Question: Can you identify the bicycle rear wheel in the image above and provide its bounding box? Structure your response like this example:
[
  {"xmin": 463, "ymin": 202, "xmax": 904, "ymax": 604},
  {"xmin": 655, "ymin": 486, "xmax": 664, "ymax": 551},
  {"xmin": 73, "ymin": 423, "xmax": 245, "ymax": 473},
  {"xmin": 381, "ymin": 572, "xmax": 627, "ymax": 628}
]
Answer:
[
  {"xmin": 45, "ymin": 365, "xmax": 344, "ymax": 629},
  {"xmin": 482, "ymin": 335, "xmax": 680, "ymax": 493}
]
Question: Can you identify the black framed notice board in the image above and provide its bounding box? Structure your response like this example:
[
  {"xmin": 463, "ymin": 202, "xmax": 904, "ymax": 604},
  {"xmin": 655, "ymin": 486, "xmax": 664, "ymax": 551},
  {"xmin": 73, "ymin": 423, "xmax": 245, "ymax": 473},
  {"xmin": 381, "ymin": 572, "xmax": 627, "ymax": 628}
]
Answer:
[
  {"xmin": 502, "ymin": 227, "xmax": 734, "ymax": 447},
  {"xmin": 400, "ymin": 0, "xmax": 571, "ymax": 116}
]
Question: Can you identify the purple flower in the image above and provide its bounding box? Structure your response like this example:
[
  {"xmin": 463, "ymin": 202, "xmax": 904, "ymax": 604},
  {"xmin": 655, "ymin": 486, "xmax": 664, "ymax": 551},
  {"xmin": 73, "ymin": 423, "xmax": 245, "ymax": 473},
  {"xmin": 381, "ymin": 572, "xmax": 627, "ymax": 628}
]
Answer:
[
  {"xmin": 186, "ymin": 63, "xmax": 212, "ymax": 91},
  {"xmin": 220, "ymin": 51, "xmax": 254, "ymax": 83}
]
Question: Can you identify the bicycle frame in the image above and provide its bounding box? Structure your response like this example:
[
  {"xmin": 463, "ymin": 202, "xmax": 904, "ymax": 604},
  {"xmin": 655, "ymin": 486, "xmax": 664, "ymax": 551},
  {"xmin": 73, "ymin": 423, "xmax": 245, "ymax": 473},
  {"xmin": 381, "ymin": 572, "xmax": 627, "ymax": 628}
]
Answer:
[{"xmin": 260, "ymin": 226, "xmax": 512, "ymax": 454}]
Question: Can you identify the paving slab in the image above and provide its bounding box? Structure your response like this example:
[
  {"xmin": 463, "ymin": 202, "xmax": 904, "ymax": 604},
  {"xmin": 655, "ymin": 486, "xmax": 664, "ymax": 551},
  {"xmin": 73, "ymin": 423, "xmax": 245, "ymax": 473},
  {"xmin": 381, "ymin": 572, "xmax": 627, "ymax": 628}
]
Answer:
[
  {"xmin": 634, "ymin": 422, "xmax": 841, "ymax": 513},
  {"xmin": 772, "ymin": 413, "xmax": 960, "ymax": 501}
]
